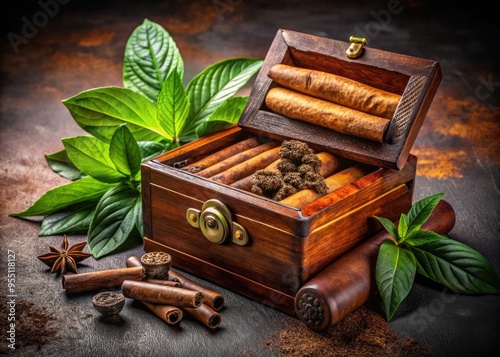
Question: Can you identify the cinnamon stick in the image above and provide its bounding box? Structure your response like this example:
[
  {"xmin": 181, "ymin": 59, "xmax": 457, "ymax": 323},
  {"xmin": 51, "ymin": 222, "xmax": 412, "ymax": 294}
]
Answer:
[
  {"xmin": 182, "ymin": 137, "xmax": 262, "ymax": 173},
  {"xmin": 140, "ymin": 301, "xmax": 183, "ymax": 326},
  {"xmin": 168, "ymin": 270, "xmax": 225, "ymax": 312},
  {"xmin": 265, "ymin": 87, "xmax": 390, "ymax": 143},
  {"xmin": 210, "ymin": 146, "xmax": 281, "ymax": 185},
  {"xmin": 196, "ymin": 141, "xmax": 280, "ymax": 178},
  {"xmin": 279, "ymin": 166, "xmax": 366, "ymax": 208},
  {"xmin": 294, "ymin": 200, "xmax": 456, "ymax": 332},
  {"xmin": 62, "ymin": 266, "xmax": 145, "ymax": 294},
  {"xmin": 121, "ymin": 280, "xmax": 204, "ymax": 308},
  {"xmin": 183, "ymin": 303, "xmax": 222, "ymax": 329},
  {"xmin": 144, "ymin": 279, "xmax": 182, "ymax": 288},
  {"xmin": 268, "ymin": 64, "xmax": 401, "ymax": 119}
]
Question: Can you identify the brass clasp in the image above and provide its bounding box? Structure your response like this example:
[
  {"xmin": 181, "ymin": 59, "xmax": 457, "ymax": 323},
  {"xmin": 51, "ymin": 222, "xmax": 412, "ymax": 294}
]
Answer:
[{"xmin": 346, "ymin": 36, "xmax": 368, "ymax": 59}]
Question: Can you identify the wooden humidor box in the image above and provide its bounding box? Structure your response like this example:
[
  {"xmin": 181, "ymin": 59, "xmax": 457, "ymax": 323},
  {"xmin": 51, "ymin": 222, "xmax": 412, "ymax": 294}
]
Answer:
[{"xmin": 141, "ymin": 29, "xmax": 442, "ymax": 315}]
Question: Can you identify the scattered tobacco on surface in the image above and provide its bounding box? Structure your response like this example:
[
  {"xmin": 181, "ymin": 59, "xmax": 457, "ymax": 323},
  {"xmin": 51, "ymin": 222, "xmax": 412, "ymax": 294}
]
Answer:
[
  {"xmin": 374, "ymin": 192, "xmax": 500, "ymax": 321},
  {"xmin": 11, "ymin": 19, "xmax": 262, "ymax": 259}
]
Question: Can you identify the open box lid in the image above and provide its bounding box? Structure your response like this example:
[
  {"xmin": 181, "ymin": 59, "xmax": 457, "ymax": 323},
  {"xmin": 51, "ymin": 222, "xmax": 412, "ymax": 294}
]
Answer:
[{"xmin": 239, "ymin": 29, "xmax": 442, "ymax": 170}]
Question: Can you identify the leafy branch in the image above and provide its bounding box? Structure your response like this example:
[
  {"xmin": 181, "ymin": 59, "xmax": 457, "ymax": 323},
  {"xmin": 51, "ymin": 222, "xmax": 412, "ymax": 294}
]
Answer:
[
  {"xmin": 10, "ymin": 19, "xmax": 263, "ymax": 259},
  {"xmin": 374, "ymin": 193, "xmax": 500, "ymax": 321}
]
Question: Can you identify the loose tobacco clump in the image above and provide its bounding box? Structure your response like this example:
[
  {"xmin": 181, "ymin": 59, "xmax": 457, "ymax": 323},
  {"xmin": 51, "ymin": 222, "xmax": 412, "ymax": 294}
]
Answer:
[{"xmin": 251, "ymin": 140, "xmax": 327, "ymax": 201}]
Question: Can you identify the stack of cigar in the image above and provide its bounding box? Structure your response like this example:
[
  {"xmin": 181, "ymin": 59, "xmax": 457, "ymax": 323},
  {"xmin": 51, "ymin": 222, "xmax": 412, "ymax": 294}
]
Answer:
[
  {"xmin": 265, "ymin": 64, "xmax": 402, "ymax": 143},
  {"xmin": 181, "ymin": 136, "xmax": 373, "ymax": 210},
  {"xmin": 62, "ymin": 252, "xmax": 224, "ymax": 329}
]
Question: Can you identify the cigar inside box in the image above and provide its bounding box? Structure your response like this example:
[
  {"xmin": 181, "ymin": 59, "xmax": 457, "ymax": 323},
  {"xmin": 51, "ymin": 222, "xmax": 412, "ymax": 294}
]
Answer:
[{"xmin": 141, "ymin": 29, "xmax": 441, "ymax": 315}]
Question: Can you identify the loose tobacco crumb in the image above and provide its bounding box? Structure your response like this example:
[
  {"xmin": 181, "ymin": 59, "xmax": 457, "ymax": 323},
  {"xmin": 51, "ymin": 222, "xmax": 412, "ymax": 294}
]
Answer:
[{"xmin": 251, "ymin": 140, "xmax": 327, "ymax": 201}]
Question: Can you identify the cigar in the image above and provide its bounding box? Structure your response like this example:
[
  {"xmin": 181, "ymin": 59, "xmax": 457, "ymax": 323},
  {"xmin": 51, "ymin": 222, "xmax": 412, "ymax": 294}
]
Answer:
[
  {"xmin": 62, "ymin": 266, "xmax": 145, "ymax": 294},
  {"xmin": 140, "ymin": 301, "xmax": 183, "ymax": 326},
  {"xmin": 183, "ymin": 303, "xmax": 222, "ymax": 329},
  {"xmin": 126, "ymin": 255, "xmax": 224, "ymax": 311},
  {"xmin": 294, "ymin": 199, "xmax": 456, "ymax": 332},
  {"xmin": 121, "ymin": 280, "xmax": 204, "ymax": 308}
]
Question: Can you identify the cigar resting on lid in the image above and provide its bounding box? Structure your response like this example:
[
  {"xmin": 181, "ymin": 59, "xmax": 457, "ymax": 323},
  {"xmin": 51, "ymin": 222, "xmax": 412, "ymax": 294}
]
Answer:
[
  {"xmin": 62, "ymin": 266, "xmax": 145, "ymax": 294},
  {"xmin": 121, "ymin": 280, "xmax": 204, "ymax": 308},
  {"xmin": 183, "ymin": 303, "xmax": 222, "ymax": 329},
  {"xmin": 266, "ymin": 87, "xmax": 390, "ymax": 143},
  {"xmin": 196, "ymin": 141, "xmax": 280, "ymax": 178},
  {"xmin": 268, "ymin": 64, "xmax": 401, "ymax": 119},
  {"xmin": 182, "ymin": 137, "xmax": 262, "ymax": 173},
  {"xmin": 294, "ymin": 200, "xmax": 456, "ymax": 332}
]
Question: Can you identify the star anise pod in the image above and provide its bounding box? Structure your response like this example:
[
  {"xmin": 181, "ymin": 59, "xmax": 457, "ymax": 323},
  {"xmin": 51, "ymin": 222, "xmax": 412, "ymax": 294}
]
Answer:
[{"xmin": 38, "ymin": 235, "xmax": 92, "ymax": 275}]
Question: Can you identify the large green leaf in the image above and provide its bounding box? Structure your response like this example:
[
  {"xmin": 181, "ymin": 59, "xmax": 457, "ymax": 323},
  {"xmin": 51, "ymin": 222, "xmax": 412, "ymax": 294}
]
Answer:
[
  {"xmin": 45, "ymin": 149, "xmax": 85, "ymax": 181},
  {"xmin": 10, "ymin": 176, "xmax": 114, "ymax": 217},
  {"xmin": 195, "ymin": 96, "xmax": 248, "ymax": 138},
  {"xmin": 406, "ymin": 192, "xmax": 444, "ymax": 231},
  {"xmin": 404, "ymin": 230, "xmax": 446, "ymax": 246},
  {"xmin": 138, "ymin": 141, "xmax": 172, "ymax": 162},
  {"xmin": 157, "ymin": 70, "xmax": 190, "ymax": 143},
  {"xmin": 87, "ymin": 183, "xmax": 142, "ymax": 258},
  {"xmin": 374, "ymin": 215, "xmax": 399, "ymax": 242},
  {"xmin": 109, "ymin": 125, "xmax": 142, "ymax": 181},
  {"xmin": 39, "ymin": 203, "xmax": 96, "ymax": 236},
  {"xmin": 376, "ymin": 241, "xmax": 417, "ymax": 321},
  {"xmin": 62, "ymin": 86, "xmax": 168, "ymax": 142},
  {"xmin": 63, "ymin": 136, "xmax": 125, "ymax": 183},
  {"xmin": 183, "ymin": 58, "xmax": 262, "ymax": 141},
  {"xmin": 408, "ymin": 237, "xmax": 500, "ymax": 294},
  {"xmin": 123, "ymin": 18, "xmax": 184, "ymax": 103}
]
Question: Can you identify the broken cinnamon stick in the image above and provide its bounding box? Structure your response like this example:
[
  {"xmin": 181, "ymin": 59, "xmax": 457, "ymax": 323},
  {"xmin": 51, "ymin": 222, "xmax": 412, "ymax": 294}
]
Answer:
[
  {"xmin": 62, "ymin": 266, "xmax": 145, "ymax": 294},
  {"xmin": 294, "ymin": 199, "xmax": 456, "ymax": 332},
  {"xmin": 121, "ymin": 280, "xmax": 203, "ymax": 308},
  {"xmin": 140, "ymin": 301, "xmax": 183, "ymax": 326},
  {"xmin": 183, "ymin": 303, "xmax": 222, "ymax": 329},
  {"xmin": 265, "ymin": 87, "xmax": 390, "ymax": 143},
  {"xmin": 279, "ymin": 166, "xmax": 366, "ymax": 208},
  {"xmin": 210, "ymin": 146, "xmax": 281, "ymax": 185},
  {"xmin": 182, "ymin": 137, "xmax": 262, "ymax": 173},
  {"xmin": 268, "ymin": 64, "xmax": 401, "ymax": 119},
  {"xmin": 196, "ymin": 141, "xmax": 280, "ymax": 178}
]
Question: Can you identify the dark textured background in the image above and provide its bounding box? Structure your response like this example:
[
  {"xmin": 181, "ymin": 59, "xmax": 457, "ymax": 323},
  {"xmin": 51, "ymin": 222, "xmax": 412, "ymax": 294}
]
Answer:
[{"xmin": 1, "ymin": 0, "xmax": 499, "ymax": 356}]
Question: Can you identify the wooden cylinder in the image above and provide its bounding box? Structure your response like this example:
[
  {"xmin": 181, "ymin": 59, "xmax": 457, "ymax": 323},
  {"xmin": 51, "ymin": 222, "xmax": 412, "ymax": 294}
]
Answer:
[
  {"xmin": 183, "ymin": 303, "xmax": 222, "ymax": 329},
  {"xmin": 294, "ymin": 200, "xmax": 456, "ymax": 332},
  {"xmin": 62, "ymin": 266, "xmax": 145, "ymax": 294},
  {"xmin": 266, "ymin": 87, "xmax": 390, "ymax": 143},
  {"xmin": 121, "ymin": 280, "xmax": 204, "ymax": 308}
]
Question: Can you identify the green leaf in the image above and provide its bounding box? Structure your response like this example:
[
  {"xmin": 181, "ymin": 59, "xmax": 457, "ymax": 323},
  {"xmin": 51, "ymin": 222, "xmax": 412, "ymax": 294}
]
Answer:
[
  {"xmin": 195, "ymin": 96, "xmax": 248, "ymax": 138},
  {"xmin": 10, "ymin": 176, "xmax": 114, "ymax": 217},
  {"xmin": 183, "ymin": 58, "xmax": 262, "ymax": 141},
  {"xmin": 407, "ymin": 237, "xmax": 500, "ymax": 294},
  {"xmin": 397, "ymin": 213, "xmax": 408, "ymax": 240},
  {"xmin": 87, "ymin": 183, "xmax": 142, "ymax": 258},
  {"xmin": 404, "ymin": 230, "xmax": 446, "ymax": 246},
  {"xmin": 45, "ymin": 149, "xmax": 85, "ymax": 181},
  {"xmin": 138, "ymin": 141, "xmax": 172, "ymax": 162},
  {"xmin": 109, "ymin": 125, "xmax": 142, "ymax": 181},
  {"xmin": 406, "ymin": 192, "xmax": 444, "ymax": 231},
  {"xmin": 62, "ymin": 86, "xmax": 168, "ymax": 142},
  {"xmin": 123, "ymin": 18, "xmax": 184, "ymax": 103},
  {"xmin": 157, "ymin": 70, "xmax": 190, "ymax": 143},
  {"xmin": 39, "ymin": 203, "xmax": 96, "ymax": 236},
  {"xmin": 374, "ymin": 216, "xmax": 399, "ymax": 242},
  {"xmin": 376, "ymin": 241, "xmax": 417, "ymax": 321},
  {"xmin": 63, "ymin": 136, "xmax": 125, "ymax": 183}
]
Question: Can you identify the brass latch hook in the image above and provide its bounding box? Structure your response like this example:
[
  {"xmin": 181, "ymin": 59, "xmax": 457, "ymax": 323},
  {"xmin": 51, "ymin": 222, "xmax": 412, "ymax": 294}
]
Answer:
[{"xmin": 346, "ymin": 36, "xmax": 368, "ymax": 59}]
